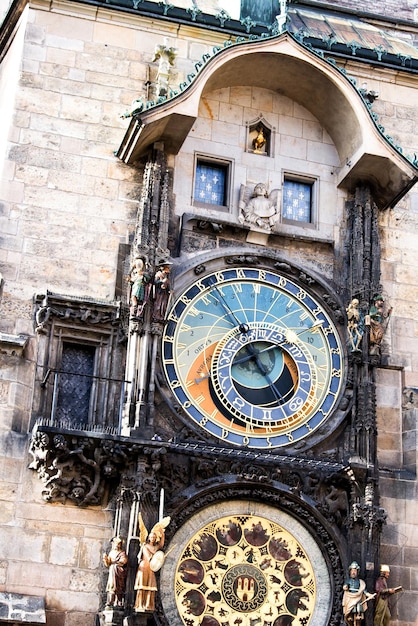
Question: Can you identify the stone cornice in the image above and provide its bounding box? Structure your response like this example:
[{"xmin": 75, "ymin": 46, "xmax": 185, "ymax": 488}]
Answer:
[{"xmin": 0, "ymin": 332, "xmax": 28, "ymax": 356}]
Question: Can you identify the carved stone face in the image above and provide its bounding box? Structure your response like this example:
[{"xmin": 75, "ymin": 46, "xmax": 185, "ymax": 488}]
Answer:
[
  {"xmin": 112, "ymin": 537, "xmax": 123, "ymax": 549},
  {"xmin": 254, "ymin": 183, "xmax": 267, "ymax": 197}
]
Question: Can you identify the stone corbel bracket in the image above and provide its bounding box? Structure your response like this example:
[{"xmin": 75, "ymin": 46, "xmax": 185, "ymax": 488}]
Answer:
[
  {"xmin": 0, "ymin": 332, "xmax": 28, "ymax": 357},
  {"xmin": 34, "ymin": 291, "xmax": 121, "ymax": 334},
  {"xmin": 28, "ymin": 424, "xmax": 170, "ymax": 508},
  {"xmin": 28, "ymin": 425, "xmax": 136, "ymax": 507}
]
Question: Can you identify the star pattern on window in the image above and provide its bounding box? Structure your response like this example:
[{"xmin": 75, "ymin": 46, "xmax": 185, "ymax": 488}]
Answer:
[
  {"xmin": 283, "ymin": 180, "xmax": 312, "ymax": 222},
  {"xmin": 195, "ymin": 162, "xmax": 226, "ymax": 206}
]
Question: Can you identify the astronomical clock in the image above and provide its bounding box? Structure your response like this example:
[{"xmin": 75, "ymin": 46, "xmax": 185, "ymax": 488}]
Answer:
[
  {"xmin": 161, "ymin": 263, "xmax": 345, "ymax": 450},
  {"xmin": 161, "ymin": 502, "xmax": 331, "ymax": 626},
  {"xmin": 155, "ymin": 254, "xmax": 349, "ymax": 626}
]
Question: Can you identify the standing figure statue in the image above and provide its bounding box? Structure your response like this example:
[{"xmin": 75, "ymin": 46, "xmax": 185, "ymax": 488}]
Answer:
[
  {"xmin": 153, "ymin": 38, "xmax": 177, "ymax": 98},
  {"xmin": 134, "ymin": 515, "xmax": 171, "ymax": 612},
  {"xmin": 152, "ymin": 262, "xmax": 172, "ymax": 322},
  {"xmin": 128, "ymin": 257, "xmax": 150, "ymax": 319},
  {"xmin": 252, "ymin": 127, "xmax": 267, "ymax": 152},
  {"xmin": 368, "ymin": 295, "xmax": 392, "ymax": 355},
  {"xmin": 342, "ymin": 561, "xmax": 373, "ymax": 626},
  {"xmin": 346, "ymin": 298, "xmax": 363, "ymax": 352},
  {"xmin": 103, "ymin": 537, "xmax": 128, "ymax": 609},
  {"xmin": 374, "ymin": 564, "xmax": 402, "ymax": 626}
]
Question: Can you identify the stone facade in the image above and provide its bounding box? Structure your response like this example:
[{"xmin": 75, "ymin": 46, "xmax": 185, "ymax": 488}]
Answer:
[{"xmin": 0, "ymin": 1, "xmax": 418, "ymax": 626}]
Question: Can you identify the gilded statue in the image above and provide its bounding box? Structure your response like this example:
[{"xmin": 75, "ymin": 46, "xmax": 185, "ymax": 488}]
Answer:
[{"xmin": 134, "ymin": 515, "xmax": 171, "ymax": 612}]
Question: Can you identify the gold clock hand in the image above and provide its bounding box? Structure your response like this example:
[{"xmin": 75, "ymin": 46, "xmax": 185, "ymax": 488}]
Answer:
[
  {"xmin": 210, "ymin": 282, "xmax": 250, "ymax": 334},
  {"xmin": 285, "ymin": 320, "xmax": 324, "ymax": 343},
  {"xmin": 197, "ymin": 320, "xmax": 323, "ymax": 383}
]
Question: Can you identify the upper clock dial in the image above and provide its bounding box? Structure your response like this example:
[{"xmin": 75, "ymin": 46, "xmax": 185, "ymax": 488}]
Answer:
[{"xmin": 162, "ymin": 267, "xmax": 344, "ymax": 449}]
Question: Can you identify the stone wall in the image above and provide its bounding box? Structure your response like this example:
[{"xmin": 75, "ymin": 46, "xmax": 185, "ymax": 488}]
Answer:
[
  {"xmin": 173, "ymin": 84, "xmax": 343, "ymax": 261},
  {"xmin": 0, "ymin": 5, "xmax": 141, "ymax": 622},
  {"xmin": 0, "ymin": 427, "xmax": 113, "ymax": 624},
  {"xmin": 0, "ymin": 1, "xmax": 417, "ymax": 625}
]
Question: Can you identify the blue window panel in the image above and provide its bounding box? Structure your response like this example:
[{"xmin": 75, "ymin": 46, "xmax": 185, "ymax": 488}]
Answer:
[
  {"xmin": 283, "ymin": 180, "xmax": 312, "ymax": 222},
  {"xmin": 194, "ymin": 162, "xmax": 226, "ymax": 206}
]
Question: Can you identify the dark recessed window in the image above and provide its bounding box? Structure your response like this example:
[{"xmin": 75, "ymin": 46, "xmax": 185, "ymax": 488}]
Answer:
[
  {"xmin": 55, "ymin": 342, "xmax": 96, "ymax": 425},
  {"xmin": 283, "ymin": 179, "xmax": 313, "ymax": 223},
  {"xmin": 194, "ymin": 159, "xmax": 229, "ymax": 208}
]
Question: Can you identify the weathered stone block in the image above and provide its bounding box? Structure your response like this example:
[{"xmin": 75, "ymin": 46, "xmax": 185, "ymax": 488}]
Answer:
[
  {"xmin": 44, "ymin": 35, "xmax": 82, "ymax": 55},
  {"xmin": 7, "ymin": 561, "xmax": 70, "ymax": 592},
  {"xmin": 279, "ymin": 135, "xmax": 307, "ymax": 159},
  {"xmin": 278, "ymin": 114, "xmax": 303, "ymax": 138},
  {"xmin": 45, "ymin": 47, "xmax": 76, "ymax": 68},
  {"xmin": 46, "ymin": 589, "xmax": 100, "ymax": 613},
  {"xmin": 0, "ymin": 592, "xmax": 46, "ymax": 623},
  {"xmin": 42, "ymin": 611, "xmax": 65, "ymax": 626},
  {"xmin": 199, "ymin": 97, "xmax": 220, "ymax": 120},
  {"xmin": 69, "ymin": 568, "xmax": 100, "ymax": 593},
  {"xmin": 307, "ymin": 140, "xmax": 339, "ymax": 166},
  {"xmin": 302, "ymin": 119, "xmax": 323, "ymax": 141},
  {"xmin": 211, "ymin": 120, "xmax": 240, "ymax": 145},
  {"xmin": 66, "ymin": 611, "xmax": 97, "ymax": 626},
  {"xmin": 79, "ymin": 538, "xmax": 103, "ymax": 570},
  {"xmin": 218, "ymin": 101, "xmax": 243, "ymax": 126},
  {"xmin": 0, "ymin": 499, "xmax": 15, "ymax": 524}
]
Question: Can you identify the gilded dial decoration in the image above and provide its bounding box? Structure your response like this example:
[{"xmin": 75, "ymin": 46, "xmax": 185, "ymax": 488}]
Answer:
[
  {"xmin": 174, "ymin": 514, "xmax": 316, "ymax": 626},
  {"xmin": 162, "ymin": 267, "xmax": 344, "ymax": 448}
]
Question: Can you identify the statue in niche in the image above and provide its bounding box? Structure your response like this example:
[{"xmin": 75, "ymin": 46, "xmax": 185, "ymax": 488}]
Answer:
[
  {"xmin": 103, "ymin": 537, "xmax": 128, "ymax": 609},
  {"xmin": 342, "ymin": 561, "xmax": 373, "ymax": 626},
  {"xmin": 239, "ymin": 182, "xmax": 279, "ymax": 232},
  {"xmin": 367, "ymin": 294, "xmax": 392, "ymax": 355},
  {"xmin": 152, "ymin": 261, "xmax": 172, "ymax": 322},
  {"xmin": 346, "ymin": 298, "xmax": 364, "ymax": 352},
  {"xmin": 252, "ymin": 127, "xmax": 267, "ymax": 152},
  {"xmin": 134, "ymin": 515, "xmax": 171, "ymax": 612}
]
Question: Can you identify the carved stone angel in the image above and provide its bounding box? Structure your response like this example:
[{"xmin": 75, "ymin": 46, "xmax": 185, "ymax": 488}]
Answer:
[
  {"xmin": 239, "ymin": 182, "xmax": 279, "ymax": 232},
  {"xmin": 134, "ymin": 514, "xmax": 171, "ymax": 612},
  {"xmin": 153, "ymin": 38, "xmax": 177, "ymax": 97}
]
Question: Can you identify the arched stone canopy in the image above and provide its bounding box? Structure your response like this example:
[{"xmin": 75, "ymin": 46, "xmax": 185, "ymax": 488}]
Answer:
[{"xmin": 117, "ymin": 33, "xmax": 417, "ymax": 209}]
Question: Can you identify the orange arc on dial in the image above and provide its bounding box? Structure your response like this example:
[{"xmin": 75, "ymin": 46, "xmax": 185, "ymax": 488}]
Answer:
[{"xmin": 184, "ymin": 340, "xmax": 312, "ymax": 434}]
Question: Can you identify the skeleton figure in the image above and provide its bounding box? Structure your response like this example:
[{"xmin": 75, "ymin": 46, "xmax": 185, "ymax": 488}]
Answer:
[{"xmin": 346, "ymin": 298, "xmax": 363, "ymax": 351}]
